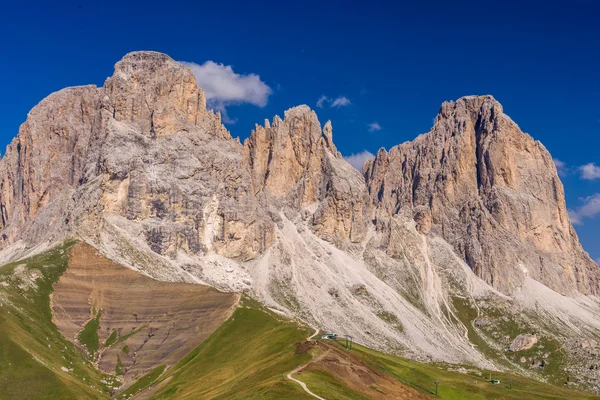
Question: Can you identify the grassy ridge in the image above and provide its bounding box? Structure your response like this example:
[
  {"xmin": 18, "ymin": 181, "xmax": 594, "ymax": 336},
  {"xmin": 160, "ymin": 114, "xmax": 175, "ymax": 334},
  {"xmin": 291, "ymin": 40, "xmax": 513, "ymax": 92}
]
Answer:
[
  {"xmin": 148, "ymin": 297, "xmax": 314, "ymax": 399},
  {"xmin": 137, "ymin": 296, "xmax": 594, "ymax": 400}
]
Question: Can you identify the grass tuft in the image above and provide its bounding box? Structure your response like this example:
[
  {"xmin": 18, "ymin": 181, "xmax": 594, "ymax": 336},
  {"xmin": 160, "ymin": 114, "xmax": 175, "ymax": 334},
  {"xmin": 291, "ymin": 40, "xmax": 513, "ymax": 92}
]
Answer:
[
  {"xmin": 104, "ymin": 330, "xmax": 118, "ymax": 348},
  {"xmin": 78, "ymin": 310, "xmax": 102, "ymax": 357},
  {"xmin": 116, "ymin": 355, "xmax": 124, "ymax": 376}
]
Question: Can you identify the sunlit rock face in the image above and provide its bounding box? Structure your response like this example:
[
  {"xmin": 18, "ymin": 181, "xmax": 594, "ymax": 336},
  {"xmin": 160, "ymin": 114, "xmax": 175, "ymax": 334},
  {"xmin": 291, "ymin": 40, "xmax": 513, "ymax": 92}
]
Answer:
[
  {"xmin": 244, "ymin": 105, "xmax": 370, "ymax": 247},
  {"xmin": 364, "ymin": 95, "xmax": 599, "ymax": 296}
]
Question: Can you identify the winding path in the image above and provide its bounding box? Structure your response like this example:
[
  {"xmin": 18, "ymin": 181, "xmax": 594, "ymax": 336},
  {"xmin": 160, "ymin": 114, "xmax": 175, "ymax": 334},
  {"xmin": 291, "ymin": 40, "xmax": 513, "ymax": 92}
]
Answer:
[
  {"xmin": 307, "ymin": 327, "xmax": 320, "ymax": 341},
  {"xmin": 287, "ymin": 365, "xmax": 326, "ymax": 400},
  {"xmin": 286, "ymin": 328, "xmax": 327, "ymax": 400}
]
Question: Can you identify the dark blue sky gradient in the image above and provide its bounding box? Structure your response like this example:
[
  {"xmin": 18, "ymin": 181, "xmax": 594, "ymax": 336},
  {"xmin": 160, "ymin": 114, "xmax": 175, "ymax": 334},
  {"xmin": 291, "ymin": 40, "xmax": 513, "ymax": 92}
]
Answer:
[{"xmin": 1, "ymin": 0, "xmax": 598, "ymax": 258}]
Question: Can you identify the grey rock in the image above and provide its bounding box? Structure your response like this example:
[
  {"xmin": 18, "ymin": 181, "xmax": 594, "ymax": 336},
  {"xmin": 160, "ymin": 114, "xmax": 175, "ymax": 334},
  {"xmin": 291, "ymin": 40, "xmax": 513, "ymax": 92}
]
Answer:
[{"xmin": 509, "ymin": 334, "xmax": 538, "ymax": 352}]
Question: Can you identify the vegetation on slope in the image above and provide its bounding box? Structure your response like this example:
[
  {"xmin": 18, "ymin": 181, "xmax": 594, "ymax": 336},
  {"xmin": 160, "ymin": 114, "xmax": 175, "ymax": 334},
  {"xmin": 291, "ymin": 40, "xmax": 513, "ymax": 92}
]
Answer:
[
  {"xmin": 313, "ymin": 339, "xmax": 595, "ymax": 400},
  {"xmin": 131, "ymin": 295, "xmax": 593, "ymax": 400},
  {"xmin": 452, "ymin": 295, "xmax": 571, "ymax": 387},
  {"xmin": 147, "ymin": 297, "xmax": 314, "ymax": 399},
  {"xmin": 116, "ymin": 355, "xmax": 124, "ymax": 376},
  {"xmin": 117, "ymin": 365, "xmax": 166, "ymax": 399},
  {"xmin": 78, "ymin": 309, "xmax": 102, "ymax": 357},
  {"xmin": 0, "ymin": 243, "xmax": 115, "ymax": 399},
  {"xmin": 115, "ymin": 326, "xmax": 145, "ymax": 345},
  {"xmin": 300, "ymin": 369, "xmax": 374, "ymax": 400},
  {"xmin": 104, "ymin": 330, "xmax": 118, "ymax": 348}
]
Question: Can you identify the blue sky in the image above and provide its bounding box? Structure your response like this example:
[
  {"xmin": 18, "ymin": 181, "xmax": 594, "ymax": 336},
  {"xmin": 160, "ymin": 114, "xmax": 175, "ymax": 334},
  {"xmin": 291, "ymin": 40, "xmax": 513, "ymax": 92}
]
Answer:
[{"xmin": 1, "ymin": 1, "xmax": 599, "ymax": 260}]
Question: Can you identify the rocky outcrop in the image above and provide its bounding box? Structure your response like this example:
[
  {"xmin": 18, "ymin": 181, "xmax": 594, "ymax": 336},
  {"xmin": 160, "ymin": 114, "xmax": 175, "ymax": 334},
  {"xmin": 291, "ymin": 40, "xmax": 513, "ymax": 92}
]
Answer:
[
  {"xmin": 0, "ymin": 85, "xmax": 100, "ymax": 244},
  {"xmin": 0, "ymin": 53, "xmax": 596, "ymax": 298},
  {"xmin": 364, "ymin": 96, "xmax": 599, "ymax": 296},
  {"xmin": 244, "ymin": 106, "xmax": 370, "ymax": 245},
  {"xmin": 0, "ymin": 52, "xmax": 271, "ymax": 263},
  {"xmin": 509, "ymin": 334, "xmax": 538, "ymax": 352},
  {"xmin": 0, "ymin": 51, "xmax": 368, "ymax": 265},
  {"xmin": 104, "ymin": 51, "xmax": 229, "ymax": 139}
]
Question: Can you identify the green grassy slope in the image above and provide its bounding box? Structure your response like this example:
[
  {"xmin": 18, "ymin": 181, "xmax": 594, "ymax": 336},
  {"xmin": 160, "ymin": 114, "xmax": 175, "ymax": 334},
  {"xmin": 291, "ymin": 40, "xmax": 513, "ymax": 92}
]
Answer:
[
  {"xmin": 299, "ymin": 369, "xmax": 375, "ymax": 400},
  {"xmin": 146, "ymin": 297, "xmax": 314, "ymax": 400},
  {"xmin": 0, "ymin": 243, "xmax": 115, "ymax": 400},
  {"xmin": 328, "ymin": 340, "xmax": 595, "ymax": 400},
  {"xmin": 117, "ymin": 365, "xmax": 166, "ymax": 399}
]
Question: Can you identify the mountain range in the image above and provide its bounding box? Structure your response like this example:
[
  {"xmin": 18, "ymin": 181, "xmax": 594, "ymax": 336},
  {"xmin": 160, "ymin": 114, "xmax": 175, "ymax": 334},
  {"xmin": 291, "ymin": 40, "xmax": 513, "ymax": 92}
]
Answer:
[{"xmin": 1, "ymin": 51, "xmax": 599, "ymax": 399}]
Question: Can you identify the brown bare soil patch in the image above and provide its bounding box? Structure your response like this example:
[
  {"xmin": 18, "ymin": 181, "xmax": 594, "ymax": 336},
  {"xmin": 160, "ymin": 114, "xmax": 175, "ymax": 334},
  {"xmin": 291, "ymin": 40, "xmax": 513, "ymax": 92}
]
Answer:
[
  {"xmin": 51, "ymin": 242, "xmax": 238, "ymax": 382},
  {"xmin": 295, "ymin": 340, "xmax": 317, "ymax": 355},
  {"xmin": 305, "ymin": 342, "xmax": 432, "ymax": 399}
]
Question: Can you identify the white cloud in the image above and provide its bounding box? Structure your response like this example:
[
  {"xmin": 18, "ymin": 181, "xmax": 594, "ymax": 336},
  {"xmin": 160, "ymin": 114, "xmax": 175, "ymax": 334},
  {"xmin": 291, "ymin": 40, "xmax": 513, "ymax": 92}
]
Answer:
[
  {"xmin": 331, "ymin": 96, "xmax": 351, "ymax": 108},
  {"xmin": 568, "ymin": 193, "xmax": 600, "ymax": 225},
  {"xmin": 316, "ymin": 95, "xmax": 352, "ymax": 109},
  {"xmin": 344, "ymin": 150, "xmax": 375, "ymax": 171},
  {"xmin": 579, "ymin": 163, "xmax": 600, "ymax": 180},
  {"xmin": 368, "ymin": 122, "xmax": 382, "ymax": 132},
  {"xmin": 181, "ymin": 61, "xmax": 272, "ymax": 124},
  {"xmin": 316, "ymin": 95, "xmax": 329, "ymax": 108},
  {"xmin": 553, "ymin": 158, "xmax": 568, "ymax": 177}
]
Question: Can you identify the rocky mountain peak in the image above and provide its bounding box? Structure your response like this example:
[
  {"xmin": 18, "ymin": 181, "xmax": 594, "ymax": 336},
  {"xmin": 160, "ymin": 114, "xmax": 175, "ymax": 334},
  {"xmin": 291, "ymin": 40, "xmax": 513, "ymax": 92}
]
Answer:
[
  {"xmin": 281, "ymin": 104, "xmax": 337, "ymax": 153},
  {"xmin": 103, "ymin": 51, "xmax": 229, "ymax": 139},
  {"xmin": 438, "ymin": 94, "xmax": 501, "ymax": 119},
  {"xmin": 244, "ymin": 105, "xmax": 368, "ymax": 244},
  {"xmin": 244, "ymin": 104, "xmax": 336, "ymax": 199},
  {"xmin": 113, "ymin": 51, "xmax": 179, "ymax": 75},
  {"xmin": 364, "ymin": 95, "xmax": 599, "ymax": 295}
]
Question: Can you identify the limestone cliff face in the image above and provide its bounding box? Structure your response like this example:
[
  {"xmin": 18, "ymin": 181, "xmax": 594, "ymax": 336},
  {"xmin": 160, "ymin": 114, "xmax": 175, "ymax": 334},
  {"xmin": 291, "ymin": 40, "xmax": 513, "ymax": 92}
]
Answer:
[
  {"xmin": 0, "ymin": 51, "xmax": 367, "ymax": 264},
  {"xmin": 0, "ymin": 85, "xmax": 100, "ymax": 244},
  {"xmin": 363, "ymin": 95, "xmax": 599, "ymax": 295},
  {"xmin": 244, "ymin": 106, "xmax": 370, "ymax": 245},
  {"xmin": 0, "ymin": 52, "xmax": 271, "ymax": 262}
]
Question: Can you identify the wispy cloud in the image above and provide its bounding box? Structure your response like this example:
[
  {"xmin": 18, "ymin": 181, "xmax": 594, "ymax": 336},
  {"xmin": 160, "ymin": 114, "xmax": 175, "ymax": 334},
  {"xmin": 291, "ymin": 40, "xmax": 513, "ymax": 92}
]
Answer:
[
  {"xmin": 317, "ymin": 95, "xmax": 351, "ymax": 109},
  {"xmin": 331, "ymin": 96, "xmax": 351, "ymax": 108},
  {"xmin": 553, "ymin": 158, "xmax": 568, "ymax": 177},
  {"xmin": 316, "ymin": 95, "xmax": 329, "ymax": 108},
  {"xmin": 181, "ymin": 61, "xmax": 271, "ymax": 123},
  {"xmin": 368, "ymin": 122, "xmax": 382, "ymax": 132},
  {"xmin": 568, "ymin": 194, "xmax": 600, "ymax": 225},
  {"xmin": 343, "ymin": 150, "xmax": 375, "ymax": 171},
  {"xmin": 579, "ymin": 163, "xmax": 600, "ymax": 180}
]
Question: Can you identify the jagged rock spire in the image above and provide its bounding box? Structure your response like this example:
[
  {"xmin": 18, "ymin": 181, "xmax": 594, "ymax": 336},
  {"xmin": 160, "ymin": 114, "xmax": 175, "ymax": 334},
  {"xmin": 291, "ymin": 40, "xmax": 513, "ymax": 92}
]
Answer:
[{"xmin": 244, "ymin": 104, "xmax": 369, "ymax": 245}]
